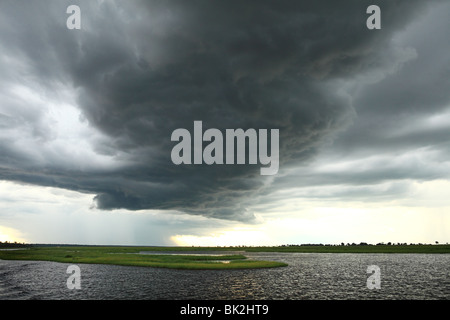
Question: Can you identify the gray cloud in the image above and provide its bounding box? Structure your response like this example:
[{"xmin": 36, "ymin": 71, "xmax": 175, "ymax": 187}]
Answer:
[
  {"xmin": 269, "ymin": 1, "xmax": 450, "ymax": 204},
  {"xmin": 0, "ymin": 0, "xmax": 445, "ymax": 221}
]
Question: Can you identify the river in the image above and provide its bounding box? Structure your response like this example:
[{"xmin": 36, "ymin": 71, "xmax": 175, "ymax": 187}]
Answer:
[{"xmin": 0, "ymin": 252, "xmax": 448, "ymax": 300}]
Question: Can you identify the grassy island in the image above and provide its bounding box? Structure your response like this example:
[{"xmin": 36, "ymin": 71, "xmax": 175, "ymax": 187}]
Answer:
[{"xmin": 0, "ymin": 246, "xmax": 287, "ymax": 270}]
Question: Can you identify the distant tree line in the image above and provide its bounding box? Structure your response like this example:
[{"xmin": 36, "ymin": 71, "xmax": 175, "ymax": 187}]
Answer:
[
  {"xmin": 1, "ymin": 241, "xmax": 446, "ymax": 248},
  {"xmin": 278, "ymin": 241, "xmax": 445, "ymax": 247},
  {"xmin": 0, "ymin": 241, "xmax": 31, "ymax": 248}
]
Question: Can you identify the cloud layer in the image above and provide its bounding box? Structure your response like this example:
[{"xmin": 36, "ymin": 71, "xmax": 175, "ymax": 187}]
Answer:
[{"xmin": 0, "ymin": 0, "xmax": 448, "ymax": 221}]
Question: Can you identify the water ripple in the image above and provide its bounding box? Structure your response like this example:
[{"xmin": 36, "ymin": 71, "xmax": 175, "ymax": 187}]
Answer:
[{"xmin": 0, "ymin": 253, "xmax": 448, "ymax": 300}]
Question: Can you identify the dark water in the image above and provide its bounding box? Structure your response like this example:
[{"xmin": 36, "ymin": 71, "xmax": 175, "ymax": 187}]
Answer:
[{"xmin": 0, "ymin": 252, "xmax": 449, "ymax": 300}]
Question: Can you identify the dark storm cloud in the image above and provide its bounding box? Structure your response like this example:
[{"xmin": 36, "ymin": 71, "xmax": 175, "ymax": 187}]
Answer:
[
  {"xmin": 0, "ymin": 0, "xmax": 443, "ymax": 221},
  {"xmin": 292, "ymin": 1, "xmax": 450, "ymax": 196}
]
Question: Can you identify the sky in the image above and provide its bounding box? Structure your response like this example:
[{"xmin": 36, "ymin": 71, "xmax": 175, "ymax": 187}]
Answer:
[{"xmin": 0, "ymin": 0, "xmax": 449, "ymax": 246}]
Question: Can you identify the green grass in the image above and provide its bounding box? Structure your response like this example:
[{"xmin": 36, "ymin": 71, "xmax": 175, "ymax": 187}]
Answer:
[
  {"xmin": 0, "ymin": 246, "xmax": 287, "ymax": 270},
  {"xmin": 1, "ymin": 245, "xmax": 447, "ymax": 270}
]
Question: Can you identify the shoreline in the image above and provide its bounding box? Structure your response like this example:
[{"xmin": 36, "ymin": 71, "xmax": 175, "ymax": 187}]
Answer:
[
  {"xmin": 1, "ymin": 244, "xmax": 449, "ymax": 253},
  {"xmin": 0, "ymin": 245, "xmax": 448, "ymax": 270}
]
